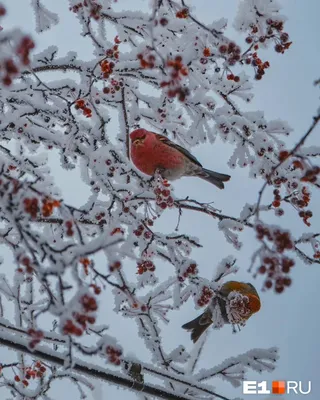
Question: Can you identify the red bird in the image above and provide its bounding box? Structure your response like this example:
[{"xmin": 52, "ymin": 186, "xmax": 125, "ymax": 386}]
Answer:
[{"xmin": 130, "ymin": 129, "xmax": 230, "ymax": 189}]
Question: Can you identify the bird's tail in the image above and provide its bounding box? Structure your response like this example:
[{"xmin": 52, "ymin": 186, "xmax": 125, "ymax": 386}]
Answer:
[
  {"xmin": 198, "ymin": 168, "xmax": 230, "ymax": 189},
  {"xmin": 182, "ymin": 312, "xmax": 212, "ymax": 343}
]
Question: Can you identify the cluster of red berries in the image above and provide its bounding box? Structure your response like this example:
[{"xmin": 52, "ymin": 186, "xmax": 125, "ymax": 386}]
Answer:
[
  {"xmin": 178, "ymin": 263, "xmax": 197, "ymax": 282},
  {"xmin": 264, "ymin": 19, "xmax": 292, "ymax": 54},
  {"xmin": 298, "ymin": 210, "xmax": 313, "ymax": 227},
  {"xmin": 160, "ymin": 56, "xmax": 189, "ymax": 101},
  {"xmin": 0, "ymin": 5, "xmax": 33, "ymax": 85},
  {"xmin": 166, "ymin": 56, "xmax": 188, "ymax": 78},
  {"xmin": 138, "ymin": 53, "xmax": 156, "ymax": 69},
  {"xmin": 1, "ymin": 36, "xmax": 34, "ymax": 85},
  {"xmin": 70, "ymin": 2, "xmax": 83, "ymax": 13},
  {"xmin": 104, "ymin": 158, "xmax": 117, "ymax": 177},
  {"xmin": 197, "ymin": 286, "xmax": 213, "ymax": 307},
  {"xmin": 256, "ymin": 225, "xmax": 293, "ymax": 253},
  {"xmin": 258, "ymin": 256, "xmax": 294, "ymax": 293},
  {"xmin": 109, "ymin": 260, "xmax": 121, "ymax": 272},
  {"xmin": 226, "ymin": 74, "xmax": 240, "ymax": 82},
  {"xmin": 301, "ymin": 166, "xmax": 320, "ymax": 184},
  {"xmin": 133, "ymin": 221, "xmax": 153, "ymax": 238},
  {"xmin": 218, "ymin": 123, "xmax": 230, "ymax": 136},
  {"xmin": 17, "ymin": 256, "xmax": 33, "ymax": 274},
  {"xmin": 273, "ymin": 229, "xmax": 294, "ymax": 253},
  {"xmin": 95, "ymin": 211, "xmax": 106, "ymax": 224},
  {"xmin": 14, "ymin": 361, "xmax": 46, "ymax": 386},
  {"xmin": 131, "ymin": 302, "xmax": 148, "ymax": 312},
  {"xmin": 273, "ymin": 176, "xmax": 288, "ymax": 187},
  {"xmin": 292, "ymin": 160, "xmax": 304, "ymax": 170},
  {"xmin": 157, "ymin": 107, "xmax": 167, "ymax": 124},
  {"xmin": 154, "ymin": 179, "xmax": 174, "ymax": 210},
  {"xmin": 81, "ymin": 293, "xmax": 98, "ymax": 312},
  {"xmin": 137, "ymin": 260, "xmax": 155, "ymax": 275},
  {"xmin": 203, "ymin": 47, "xmax": 211, "ymax": 58},
  {"xmin": 176, "ymin": 8, "xmax": 188, "ymax": 18},
  {"xmin": 278, "ymin": 150, "xmax": 290, "ymax": 161},
  {"xmin": 314, "ymin": 251, "xmax": 320, "ymax": 259},
  {"xmin": 105, "ymin": 36, "xmax": 121, "ymax": 59},
  {"xmin": 65, "ymin": 220, "xmax": 74, "ymax": 236},
  {"xmin": 11, "ymin": 122, "xmax": 27, "ymax": 134},
  {"xmin": 90, "ymin": 283, "xmax": 101, "ymax": 295},
  {"xmin": 273, "ymin": 230, "xmax": 294, "ymax": 253},
  {"xmin": 27, "ymin": 328, "xmax": 44, "ymax": 349},
  {"xmin": 272, "ymin": 189, "xmax": 282, "ymax": 208},
  {"xmin": 106, "ymin": 45, "xmax": 120, "ymax": 60},
  {"xmin": 100, "ymin": 60, "xmax": 115, "ymax": 79},
  {"xmin": 250, "ymin": 52, "xmax": 270, "ymax": 80},
  {"xmin": 290, "ymin": 186, "xmax": 312, "ymax": 226},
  {"xmin": 245, "ymin": 19, "xmax": 291, "ymax": 55},
  {"xmin": 63, "ymin": 319, "xmax": 83, "ymax": 337},
  {"xmin": 267, "ymin": 19, "xmax": 284, "ymax": 32},
  {"xmin": 63, "ymin": 294, "xmax": 97, "ymax": 336},
  {"xmin": 2, "ymin": 59, "xmax": 19, "ymax": 86},
  {"xmin": 292, "ymin": 186, "xmax": 310, "ymax": 207},
  {"xmin": 23, "ymin": 197, "xmax": 38, "ymax": 219},
  {"xmin": 218, "ymin": 42, "xmax": 242, "ymax": 66},
  {"xmin": 41, "ymin": 198, "xmax": 60, "ymax": 217},
  {"xmin": 80, "ymin": 257, "xmax": 91, "ymax": 275},
  {"xmin": 88, "ymin": 0, "xmax": 102, "ymax": 20},
  {"xmin": 274, "ymin": 36, "xmax": 292, "ymax": 53},
  {"xmin": 110, "ymin": 227, "xmax": 124, "ymax": 236},
  {"xmin": 70, "ymin": 1, "xmax": 102, "ymax": 20},
  {"xmin": 103, "ymin": 79, "xmax": 123, "ymax": 95},
  {"xmin": 256, "ymin": 146, "xmax": 273, "ymax": 157},
  {"xmin": 75, "ymin": 99, "xmax": 92, "ymax": 118},
  {"xmin": 16, "ymin": 35, "xmax": 34, "ymax": 66},
  {"xmin": 71, "ymin": 311, "xmax": 96, "ymax": 332},
  {"xmin": 106, "ymin": 345, "xmax": 122, "ymax": 365}
]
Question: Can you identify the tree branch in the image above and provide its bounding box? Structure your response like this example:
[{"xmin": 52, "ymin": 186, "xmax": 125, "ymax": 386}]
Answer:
[{"xmin": 0, "ymin": 330, "xmax": 232, "ymax": 400}]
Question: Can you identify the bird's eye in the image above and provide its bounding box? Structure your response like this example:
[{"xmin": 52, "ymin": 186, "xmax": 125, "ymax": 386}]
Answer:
[{"xmin": 133, "ymin": 135, "xmax": 145, "ymax": 144}]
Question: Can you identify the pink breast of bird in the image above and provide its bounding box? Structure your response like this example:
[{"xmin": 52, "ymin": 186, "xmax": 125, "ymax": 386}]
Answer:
[{"xmin": 131, "ymin": 134, "xmax": 185, "ymax": 176}]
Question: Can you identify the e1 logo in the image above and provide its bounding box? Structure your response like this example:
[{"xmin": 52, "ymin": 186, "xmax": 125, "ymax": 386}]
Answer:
[{"xmin": 243, "ymin": 380, "xmax": 311, "ymax": 395}]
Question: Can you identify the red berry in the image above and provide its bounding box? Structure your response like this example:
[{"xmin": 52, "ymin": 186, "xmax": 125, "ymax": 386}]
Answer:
[
  {"xmin": 160, "ymin": 18, "xmax": 168, "ymax": 26},
  {"xmin": 258, "ymin": 265, "xmax": 266, "ymax": 274},
  {"xmin": 144, "ymin": 231, "xmax": 152, "ymax": 239},
  {"xmin": 275, "ymin": 44, "xmax": 283, "ymax": 53},
  {"xmin": 265, "ymin": 280, "xmax": 272, "ymax": 289}
]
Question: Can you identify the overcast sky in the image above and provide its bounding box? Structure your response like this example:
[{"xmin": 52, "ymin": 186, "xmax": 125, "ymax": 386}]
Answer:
[{"xmin": 2, "ymin": 0, "xmax": 320, "ymax": 399}]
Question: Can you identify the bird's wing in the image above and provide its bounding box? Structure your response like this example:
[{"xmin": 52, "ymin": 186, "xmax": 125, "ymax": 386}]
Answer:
[{"xmin": 154, "ymin": 133, "xmax": 202, "ymax": 167}]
